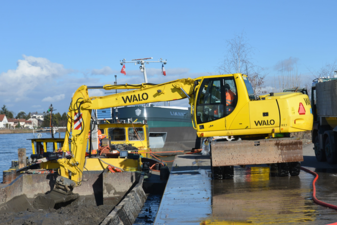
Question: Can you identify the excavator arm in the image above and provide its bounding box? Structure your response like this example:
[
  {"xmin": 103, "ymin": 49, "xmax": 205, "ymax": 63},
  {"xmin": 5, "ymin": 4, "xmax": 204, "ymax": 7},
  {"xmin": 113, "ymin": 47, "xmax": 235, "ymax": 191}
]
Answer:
[{"xmin": 59, "ymin": 78, "xmax": 197, "ymax": 185}]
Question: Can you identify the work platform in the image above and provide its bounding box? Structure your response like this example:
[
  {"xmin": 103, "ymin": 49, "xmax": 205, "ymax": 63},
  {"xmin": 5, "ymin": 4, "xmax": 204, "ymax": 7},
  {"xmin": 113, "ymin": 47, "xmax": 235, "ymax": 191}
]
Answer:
[
  {"xmin": 154, "ymin": 154, "xmax": 212, "ymax": 224},
  {"xmin": 154, "ymin": 149, "xmax": 337, "ymax": 224}
]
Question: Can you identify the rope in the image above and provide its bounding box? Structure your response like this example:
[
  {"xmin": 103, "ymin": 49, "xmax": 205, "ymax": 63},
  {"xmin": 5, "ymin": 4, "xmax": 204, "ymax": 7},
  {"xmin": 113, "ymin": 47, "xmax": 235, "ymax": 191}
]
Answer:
[{"xmin": 301, "ymin": 166, "xmax": 337, "ymax": 210}]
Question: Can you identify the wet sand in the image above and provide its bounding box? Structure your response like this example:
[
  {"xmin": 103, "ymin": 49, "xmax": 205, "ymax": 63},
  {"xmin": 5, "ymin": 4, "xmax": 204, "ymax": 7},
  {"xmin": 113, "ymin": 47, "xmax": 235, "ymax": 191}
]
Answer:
[{"xmin": 0, "ymin": 195, "xmax": 120, "ymax": 225}]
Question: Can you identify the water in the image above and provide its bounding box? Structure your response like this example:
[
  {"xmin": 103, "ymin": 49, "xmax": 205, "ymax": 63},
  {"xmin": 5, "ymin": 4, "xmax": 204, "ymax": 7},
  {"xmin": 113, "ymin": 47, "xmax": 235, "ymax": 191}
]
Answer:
[{"xmin": 0, "ymin": 132, "xmax": 66, "ymax": 182}]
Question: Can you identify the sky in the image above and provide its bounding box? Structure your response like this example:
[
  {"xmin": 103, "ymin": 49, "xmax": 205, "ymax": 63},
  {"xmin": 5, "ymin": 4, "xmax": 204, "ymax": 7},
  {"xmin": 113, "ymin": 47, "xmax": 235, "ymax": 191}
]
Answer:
[{"xmin": 0, "ymin": 0, "xmax": 336, "ymax": 115}]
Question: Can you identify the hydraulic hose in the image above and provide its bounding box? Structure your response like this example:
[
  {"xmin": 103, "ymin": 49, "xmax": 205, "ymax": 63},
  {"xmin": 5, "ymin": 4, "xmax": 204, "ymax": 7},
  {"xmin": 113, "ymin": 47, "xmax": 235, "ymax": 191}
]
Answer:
[{"xmin": 301, "ymin": 166, "xmax": 337, "ymax": 210}]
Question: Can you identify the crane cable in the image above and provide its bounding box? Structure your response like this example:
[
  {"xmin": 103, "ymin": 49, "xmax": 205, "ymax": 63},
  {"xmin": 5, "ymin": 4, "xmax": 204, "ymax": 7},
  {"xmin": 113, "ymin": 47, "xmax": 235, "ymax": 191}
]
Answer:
[{"xmin": 301, "ymin": 166, "xmax": 337, "ymax": 210}]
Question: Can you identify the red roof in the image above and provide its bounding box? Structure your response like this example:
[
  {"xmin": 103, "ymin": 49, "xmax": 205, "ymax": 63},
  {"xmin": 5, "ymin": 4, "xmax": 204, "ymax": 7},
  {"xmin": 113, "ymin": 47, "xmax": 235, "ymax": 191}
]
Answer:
[
  {"xmin": 0, "ymin": 114, "xmax": 5, "ymax": 122},
  {"xmin": 8, "ymin": 118, "xmax": 17, "ymax": 122}
]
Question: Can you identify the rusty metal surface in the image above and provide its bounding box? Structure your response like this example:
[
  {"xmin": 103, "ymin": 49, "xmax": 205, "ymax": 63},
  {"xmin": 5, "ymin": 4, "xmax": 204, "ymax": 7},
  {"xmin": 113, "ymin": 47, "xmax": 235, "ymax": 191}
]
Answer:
[{"xmin": 211, "ymin": 139, "xmax": 303, "ymax": 167}]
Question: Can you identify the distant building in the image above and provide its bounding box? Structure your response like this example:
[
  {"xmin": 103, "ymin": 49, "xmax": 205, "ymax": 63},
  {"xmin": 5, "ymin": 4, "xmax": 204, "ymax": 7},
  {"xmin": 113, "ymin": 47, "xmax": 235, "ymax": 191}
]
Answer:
[
  {"xmin": 24, "ymin": 120, "xmax": 33, "ymax": 129},
  {"xmin": 27, "ymin": 118, "xmax": 39, "ymax": 128},
  {"xmin": 7, "ymin": 118, "xmax": 17, "ymax": 128},
  {"xmin": 0, "ymin": 114, "xmax": 8, "ymax": 128},
  {"xmin": 31, "ymin": 112, "xmax": 44, "ymax": 121}
]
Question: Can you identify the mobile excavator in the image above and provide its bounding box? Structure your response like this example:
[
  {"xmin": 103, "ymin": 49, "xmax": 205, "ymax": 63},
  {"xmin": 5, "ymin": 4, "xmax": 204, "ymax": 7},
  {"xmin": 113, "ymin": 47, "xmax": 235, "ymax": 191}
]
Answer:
[{"xmin": 38, "ymin": 73, "xmax": 313, "ymax": 206}]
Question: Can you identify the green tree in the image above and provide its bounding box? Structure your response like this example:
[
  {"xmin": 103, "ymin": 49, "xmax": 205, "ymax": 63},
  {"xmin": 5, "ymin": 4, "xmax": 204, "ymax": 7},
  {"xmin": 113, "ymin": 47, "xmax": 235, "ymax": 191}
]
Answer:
[
  {"xmin": 0, "ymin": 105, "xmax": 14, "ymax": 119},
  {"xmin": 16, "ymin": 111, "xmax": 27, "ymax": 119},
  {"xmin": 42, "ymin": 113, "xmax": 58, "ymax": 127},
  {"xmin": 26, "ymin": 112, "xmax": 31, "ymax": 120}
]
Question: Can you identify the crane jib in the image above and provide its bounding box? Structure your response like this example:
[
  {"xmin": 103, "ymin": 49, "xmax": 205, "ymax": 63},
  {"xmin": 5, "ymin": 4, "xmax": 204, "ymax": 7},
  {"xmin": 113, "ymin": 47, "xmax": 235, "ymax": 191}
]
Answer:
[{"xmin": 122, "ymin": 93, "xmax": 149, "ymax": 104}]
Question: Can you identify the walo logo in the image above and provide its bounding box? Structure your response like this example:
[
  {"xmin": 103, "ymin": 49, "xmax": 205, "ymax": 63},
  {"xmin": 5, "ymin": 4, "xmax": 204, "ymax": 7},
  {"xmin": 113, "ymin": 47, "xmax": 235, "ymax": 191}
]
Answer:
[
  {"xmin": 254, "ymin": 119, "xmax": 275, "ymax": 126},
  {"xmin": 122, "ymin": 93, "xmax": 149, "ymax": 104}
]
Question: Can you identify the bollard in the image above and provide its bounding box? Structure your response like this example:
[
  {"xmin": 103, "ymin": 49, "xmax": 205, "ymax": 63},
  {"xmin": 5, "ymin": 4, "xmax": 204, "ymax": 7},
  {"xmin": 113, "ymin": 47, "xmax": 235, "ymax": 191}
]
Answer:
[
  {"xmin": 18, "ymin": 148, "xmax": 26, "ymax": 169},
  {"xmin": 3, "ymin": 170, "xmax": 10, "ymax": 184},
  {"xmin": 9, "ymin": 169, "xmax": 16, "ymax": 182}
]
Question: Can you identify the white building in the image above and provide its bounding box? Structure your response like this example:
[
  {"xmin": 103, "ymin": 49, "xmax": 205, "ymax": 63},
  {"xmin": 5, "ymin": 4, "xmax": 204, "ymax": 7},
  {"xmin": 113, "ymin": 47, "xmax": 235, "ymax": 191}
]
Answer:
[
  {"xmin": 31, "ymin": 113, "xmax": 44, "ymax": 121},
  {"xmin": 27, "ymin": 118, "xmax": 39, "ymax": 128},
  {"xmin": 0, "ymin": 114, "xmax": 8, "ymax": 128},
  {"xmin": 24, "ymin": 121, "xmax": 33, "ymax": 129}
]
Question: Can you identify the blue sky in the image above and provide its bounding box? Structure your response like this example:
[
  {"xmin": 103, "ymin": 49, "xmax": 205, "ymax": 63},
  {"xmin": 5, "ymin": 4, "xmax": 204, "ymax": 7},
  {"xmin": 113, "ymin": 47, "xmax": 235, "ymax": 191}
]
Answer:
[{"xmin": 0, "ymin": 0, "xmax": 336, "ymax": 115}]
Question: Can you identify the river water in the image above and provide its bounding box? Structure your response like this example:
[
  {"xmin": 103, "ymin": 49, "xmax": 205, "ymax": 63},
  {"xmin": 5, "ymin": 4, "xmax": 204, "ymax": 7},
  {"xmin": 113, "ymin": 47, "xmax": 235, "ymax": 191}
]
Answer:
[{"xmin": 0, "ymin": 132, "xmax": 65, "ymax": 182}]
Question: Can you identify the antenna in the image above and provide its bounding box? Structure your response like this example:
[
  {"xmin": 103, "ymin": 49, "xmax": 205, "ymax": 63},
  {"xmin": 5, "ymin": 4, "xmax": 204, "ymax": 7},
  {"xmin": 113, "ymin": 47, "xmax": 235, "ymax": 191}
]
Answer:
[{"xmin": 120, "ymin": 57, "xmax": 167, "ymax": 83}]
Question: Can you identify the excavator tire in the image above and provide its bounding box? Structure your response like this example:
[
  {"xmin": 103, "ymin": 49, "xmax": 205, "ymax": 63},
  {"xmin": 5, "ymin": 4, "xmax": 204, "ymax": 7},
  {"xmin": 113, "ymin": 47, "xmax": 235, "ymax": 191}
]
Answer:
[
  {"xmin": 288, "ymin": 162, "xmax": 301, "ymax": 176},
  {"xmin": 213, "ymin": 167, "xmax": 223, "ymax": 180},
  {"xmin": 223, "ymin": 166, "xmax": 234, "ymax": 179},
  {"xmin": 277, "ymin": 163, "xmax": 289, "ymax": 177}
]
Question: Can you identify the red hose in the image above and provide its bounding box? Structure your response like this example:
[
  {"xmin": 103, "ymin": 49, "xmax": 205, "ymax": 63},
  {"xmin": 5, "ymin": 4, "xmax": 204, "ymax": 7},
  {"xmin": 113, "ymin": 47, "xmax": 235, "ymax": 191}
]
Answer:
[{"xmin": 301, "ymin": 166, "xmax": 337, "ymax": 210}]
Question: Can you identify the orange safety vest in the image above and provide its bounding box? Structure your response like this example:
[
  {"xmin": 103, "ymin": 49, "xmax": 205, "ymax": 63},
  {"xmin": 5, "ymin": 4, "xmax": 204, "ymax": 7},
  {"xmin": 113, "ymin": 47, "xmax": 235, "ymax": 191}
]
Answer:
[
  {"xmin": 226, "ymin": 90, "xmax": 235, "ymax": 106},
  {"xmin": 88, "ymin": 130, "xmax": 106, "ymax": 139},
  {"xmin": 98, "ymin": 130, "xmax": 106, "ymax": 139}
]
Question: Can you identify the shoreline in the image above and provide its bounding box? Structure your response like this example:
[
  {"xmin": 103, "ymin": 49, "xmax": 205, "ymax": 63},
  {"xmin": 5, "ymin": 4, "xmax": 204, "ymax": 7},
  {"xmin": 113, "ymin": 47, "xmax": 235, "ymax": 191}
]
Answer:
[{"xmin": 0, "ymin": 129, "xmax": 66, "ymax": 134}]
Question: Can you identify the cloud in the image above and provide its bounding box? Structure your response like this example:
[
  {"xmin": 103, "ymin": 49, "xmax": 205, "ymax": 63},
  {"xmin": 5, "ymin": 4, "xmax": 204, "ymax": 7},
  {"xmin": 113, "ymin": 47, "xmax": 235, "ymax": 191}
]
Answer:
[
  {"xmin": 91, "ymin": 66, "xmax": 115, "ymax": 75},
  {"xmin": 88, "ymin": 89, "xmax": 105, "ymax": 96},
  {"xmin": 42, "ymin": 94, "xmax": 65, "ymax": 102},
  {"xmin": 0, "ymin": 55, "xmax": 74, "ymax": 101},
  {"xmin": 274, "ymin": 57, "xmax": 299, "ymax": 72}
]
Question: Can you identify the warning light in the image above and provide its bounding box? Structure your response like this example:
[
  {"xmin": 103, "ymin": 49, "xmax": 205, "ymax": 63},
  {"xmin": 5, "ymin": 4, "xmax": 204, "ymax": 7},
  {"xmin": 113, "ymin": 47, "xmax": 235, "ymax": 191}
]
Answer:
[{"xmin": 298, "ymin": 103, "xmax": 306, "ymax": 115}]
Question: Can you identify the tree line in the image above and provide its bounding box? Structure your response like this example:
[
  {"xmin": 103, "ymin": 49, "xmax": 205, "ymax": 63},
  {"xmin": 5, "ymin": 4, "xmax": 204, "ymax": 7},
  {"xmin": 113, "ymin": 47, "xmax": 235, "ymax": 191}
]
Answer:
[{"xmin": 1, "ymin": 105, "xmax": 68, "ymax": 127}]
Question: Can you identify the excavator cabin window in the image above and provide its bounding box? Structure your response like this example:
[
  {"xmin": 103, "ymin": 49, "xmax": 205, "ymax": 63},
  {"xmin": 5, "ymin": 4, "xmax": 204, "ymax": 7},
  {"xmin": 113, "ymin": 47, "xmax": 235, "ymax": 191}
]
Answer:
[{"xmin": 196, "ymin": 77, "xmax": 237, "ymax": 124}]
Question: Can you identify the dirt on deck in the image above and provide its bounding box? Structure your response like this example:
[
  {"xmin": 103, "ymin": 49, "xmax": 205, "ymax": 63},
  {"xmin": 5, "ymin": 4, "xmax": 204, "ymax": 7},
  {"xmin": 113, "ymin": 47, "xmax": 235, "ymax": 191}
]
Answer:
[{"xmin": 0, "ymin": 195, "xmax": 120, "ymax": 225}]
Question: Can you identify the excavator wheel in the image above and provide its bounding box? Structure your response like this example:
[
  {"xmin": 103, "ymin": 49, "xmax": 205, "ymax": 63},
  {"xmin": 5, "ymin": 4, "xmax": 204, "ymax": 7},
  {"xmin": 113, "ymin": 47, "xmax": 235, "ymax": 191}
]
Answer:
[
  {"xmin": 213, "ymin": 167, "xmax": 224, "ymax": 180},
  {"xmin": 288, "ymin": 162, "xmax": 301, "ymax": 176},
  {"xmin": 212, "ymin": 166, "xmax": 234, "ymax": 180},
  {"xmin": 277, "ymin": 163, "xmax": 289, "ymax": 177},
  {"xmin": 223, "ymin": 166, "xmax": 234, "ymax": 179},
  {"xmin": 270, "ymin": 163, "xmax": 289, "ymax": 177}
]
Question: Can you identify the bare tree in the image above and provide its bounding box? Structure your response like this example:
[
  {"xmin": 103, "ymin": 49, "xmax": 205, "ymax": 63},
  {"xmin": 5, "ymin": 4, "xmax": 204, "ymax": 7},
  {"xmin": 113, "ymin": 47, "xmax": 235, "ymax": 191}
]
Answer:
[
  {"xmin": 219, "ymin": 34, "xmax": 265, "ymax": 95},
  {"xmin": 274, "ymin": 57, "xmax": 302, "ymax": 91},
  {"xmin": 316, "ymin": 61, "xmax": 337, "ymax": 78},
  {"xmin": 219, "ymin": 34, "xmax": 253, "ymax": 74}
]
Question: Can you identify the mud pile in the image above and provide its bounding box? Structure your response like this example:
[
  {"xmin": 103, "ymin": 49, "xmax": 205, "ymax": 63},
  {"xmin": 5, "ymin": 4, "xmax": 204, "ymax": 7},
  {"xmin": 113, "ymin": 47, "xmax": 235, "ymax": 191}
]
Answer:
[{"xmin": 0, "ymin": 195, "xmax": 120, "ymax": 225}]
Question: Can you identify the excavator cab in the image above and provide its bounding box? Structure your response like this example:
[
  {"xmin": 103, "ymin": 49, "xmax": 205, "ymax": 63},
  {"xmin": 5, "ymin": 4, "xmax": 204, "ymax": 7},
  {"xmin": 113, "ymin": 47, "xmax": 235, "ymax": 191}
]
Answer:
[
  {"xmin": 193, "ymin": 73, "xmax": 313, "ymax": 138},
  {"xmin": 194, "ymin": 74, "xmax": 253, "ymax": 136}
]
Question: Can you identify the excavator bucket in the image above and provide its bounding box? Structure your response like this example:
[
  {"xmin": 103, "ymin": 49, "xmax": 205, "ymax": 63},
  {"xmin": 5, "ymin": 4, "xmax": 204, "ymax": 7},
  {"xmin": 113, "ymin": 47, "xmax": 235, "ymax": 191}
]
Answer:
[
  {"xmin": 211, "ymin": 139, "xmax": 303, "ymax": 167},
  {"xmin": 33, "ymin": 176, "xmax": 79, "ymax": 209}
]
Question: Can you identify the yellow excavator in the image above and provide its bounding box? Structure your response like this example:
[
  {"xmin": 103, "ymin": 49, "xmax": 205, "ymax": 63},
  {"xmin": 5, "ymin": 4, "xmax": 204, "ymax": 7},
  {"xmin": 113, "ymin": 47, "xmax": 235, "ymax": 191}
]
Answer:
[{"xmin": 40, "ymin": 73, "xmax": 312, "ymax": 201}]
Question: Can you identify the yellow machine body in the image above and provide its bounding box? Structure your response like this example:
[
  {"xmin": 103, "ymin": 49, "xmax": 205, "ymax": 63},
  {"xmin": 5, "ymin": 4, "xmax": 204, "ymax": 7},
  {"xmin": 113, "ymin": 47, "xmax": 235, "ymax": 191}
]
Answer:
[
  {"xmin": 193, "ymin": 74, "xmax": 313, "ymax": 138},
  {"xmin": 41, "ymin": 73, "xmax": 312, "ymax": 185}
]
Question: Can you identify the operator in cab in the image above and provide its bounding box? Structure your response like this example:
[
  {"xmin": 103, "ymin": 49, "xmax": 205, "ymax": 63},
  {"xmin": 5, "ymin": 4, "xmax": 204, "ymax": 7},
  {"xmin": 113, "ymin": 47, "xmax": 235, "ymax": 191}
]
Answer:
[{"xmin": 225, "ymin": 83, "xmax": 236, "ymax": 113}]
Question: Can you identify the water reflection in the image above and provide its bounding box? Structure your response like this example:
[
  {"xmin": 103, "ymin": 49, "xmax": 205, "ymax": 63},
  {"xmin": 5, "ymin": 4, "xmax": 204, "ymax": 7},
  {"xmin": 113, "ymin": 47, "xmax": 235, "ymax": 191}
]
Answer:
[{"xmin": 204, "ymin": 166, "xmax": 316, "ymax": 224}]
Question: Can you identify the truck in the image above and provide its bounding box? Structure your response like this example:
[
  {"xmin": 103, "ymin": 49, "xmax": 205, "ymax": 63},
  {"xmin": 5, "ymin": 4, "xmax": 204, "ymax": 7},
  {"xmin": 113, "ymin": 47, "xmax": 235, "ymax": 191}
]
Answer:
[{"xmin": 312, "ymin": 76, "xmax": 337, "ymax": 164}]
